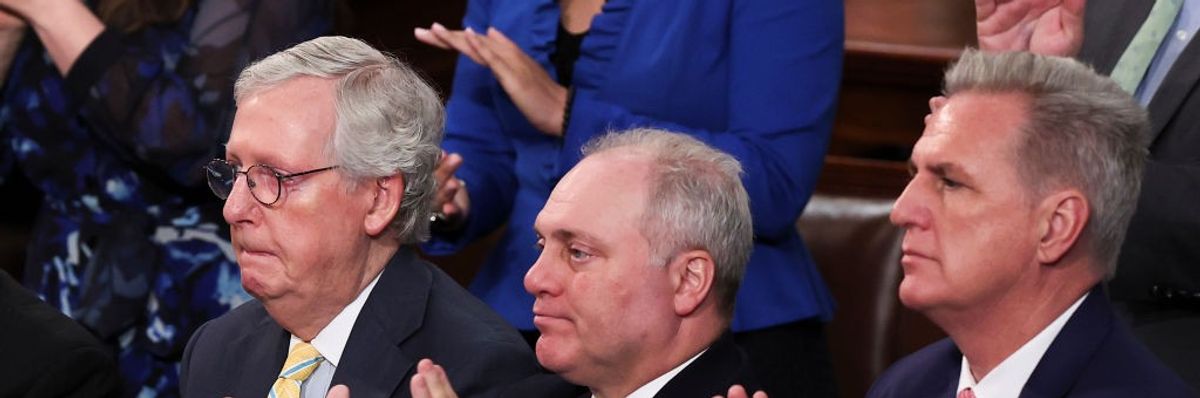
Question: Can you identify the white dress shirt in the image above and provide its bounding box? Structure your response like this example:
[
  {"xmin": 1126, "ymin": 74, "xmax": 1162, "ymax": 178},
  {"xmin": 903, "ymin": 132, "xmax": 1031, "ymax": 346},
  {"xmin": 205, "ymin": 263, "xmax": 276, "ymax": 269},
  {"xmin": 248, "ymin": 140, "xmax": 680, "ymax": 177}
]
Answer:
[
  {"xmin": 956, "ymin": 293, "xmax": 1088, "ymax": 398},
  {"xmin": 591, "ymin": 348, "xmax": 707, "ymax": 398},
  {"xmin": 283, "ymin": 271, "xmax": 382, "ymax": 398}
]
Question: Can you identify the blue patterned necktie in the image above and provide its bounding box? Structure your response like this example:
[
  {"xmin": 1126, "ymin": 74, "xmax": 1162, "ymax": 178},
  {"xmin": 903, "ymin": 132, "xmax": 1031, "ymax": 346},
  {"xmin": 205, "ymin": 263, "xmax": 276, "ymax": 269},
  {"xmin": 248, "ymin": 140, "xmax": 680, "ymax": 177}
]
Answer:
[
  {"xmin": 1111, "ymin": 0, "xmax": 1185, "ymax": 93},
  {"xmin": 270, "ymin": 342, "xmax": 325, "ymax": 398}
]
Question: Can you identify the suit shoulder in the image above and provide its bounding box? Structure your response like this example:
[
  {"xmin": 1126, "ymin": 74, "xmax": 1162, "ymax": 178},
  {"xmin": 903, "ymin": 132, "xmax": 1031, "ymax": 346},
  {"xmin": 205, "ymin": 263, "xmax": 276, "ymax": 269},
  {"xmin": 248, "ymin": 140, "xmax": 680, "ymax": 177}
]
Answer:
[
  {"xmin": 1077, "ymin": 322, "xmax": 1196, "ymax": 396},
  {"xmin": 195, "ymin": 299, "xmax": 270, "ymax": 338},
  {"xmin": 423, "ymin": 261, "xmax": 529, "ymax": 346},
  {"xmin": 0, "ymin": 279, "xmax": 119, "ymax": 398},
  {"xmin": 184, "ymin": 300, "xmax": 273, "ymax": 362},
  {"xmin": 415, "ymin": 261, "xmax": 540, "ymax": 393},
  {"xmin": 24, "ymin": 344, "xmax": 120, "ymax": 398},
  {"xmin": 868, "ymin": 338, "xmax": 960, "ymax": 397}
]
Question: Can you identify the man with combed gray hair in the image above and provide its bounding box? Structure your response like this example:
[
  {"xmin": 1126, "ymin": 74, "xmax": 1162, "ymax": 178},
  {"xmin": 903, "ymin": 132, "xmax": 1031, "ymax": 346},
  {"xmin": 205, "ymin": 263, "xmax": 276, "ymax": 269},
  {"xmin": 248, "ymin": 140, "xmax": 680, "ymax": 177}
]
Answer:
[
  {"xmin": 407, "ymin": 128, "xmax": 766, "ymax": 398},
  {"xmin": 179, "ymin": 36, "xmax": 536, "ymax": 398},
  {"xmin": 868, "ymin": 49, "xmax": 1192, "ymax": 397}
]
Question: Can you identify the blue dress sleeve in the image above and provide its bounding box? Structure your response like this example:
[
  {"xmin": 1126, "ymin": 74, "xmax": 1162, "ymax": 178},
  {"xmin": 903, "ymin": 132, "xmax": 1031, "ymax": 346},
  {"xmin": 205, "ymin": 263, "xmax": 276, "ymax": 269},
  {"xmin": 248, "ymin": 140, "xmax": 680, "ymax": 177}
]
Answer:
[
  {"xmin": 424, "ymin": 0, "xmax": 520, "ymax": 254},
  {"xmin": 560, "ymin": 0, "xmax": 843, "ymax": 238}
]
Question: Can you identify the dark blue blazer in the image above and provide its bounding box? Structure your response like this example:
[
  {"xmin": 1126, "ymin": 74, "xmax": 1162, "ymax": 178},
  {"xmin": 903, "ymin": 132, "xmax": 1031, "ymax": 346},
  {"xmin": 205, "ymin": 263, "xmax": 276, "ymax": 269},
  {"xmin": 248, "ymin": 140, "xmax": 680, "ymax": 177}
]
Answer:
[
  {"xmin": 867, "ymin": 286, "xmax": 1195, "ymax": 397},
  {"xmin": 500, "ymin": 332, "xmax": 759, "ymax": 398},
  {"xmin": 179, "ymin": 248, "xmax": 538, "ymax": 397}
]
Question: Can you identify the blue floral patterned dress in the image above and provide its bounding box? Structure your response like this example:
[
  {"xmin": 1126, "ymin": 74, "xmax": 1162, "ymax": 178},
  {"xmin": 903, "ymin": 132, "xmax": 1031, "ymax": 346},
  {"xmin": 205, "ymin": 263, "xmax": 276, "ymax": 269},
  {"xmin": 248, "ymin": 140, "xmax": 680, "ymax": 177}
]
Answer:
[{"xmin": 0, "ymin": 1, "xmax": 331, "ymax": 396}]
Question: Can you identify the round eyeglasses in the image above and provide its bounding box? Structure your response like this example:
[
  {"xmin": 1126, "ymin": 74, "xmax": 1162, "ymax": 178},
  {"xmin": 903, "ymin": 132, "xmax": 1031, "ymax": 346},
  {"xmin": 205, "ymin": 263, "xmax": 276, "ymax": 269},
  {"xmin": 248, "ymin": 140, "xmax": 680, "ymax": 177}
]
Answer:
[{"xmin": 205, "ymin": 159, "xmax": 339, "ymax": 205}]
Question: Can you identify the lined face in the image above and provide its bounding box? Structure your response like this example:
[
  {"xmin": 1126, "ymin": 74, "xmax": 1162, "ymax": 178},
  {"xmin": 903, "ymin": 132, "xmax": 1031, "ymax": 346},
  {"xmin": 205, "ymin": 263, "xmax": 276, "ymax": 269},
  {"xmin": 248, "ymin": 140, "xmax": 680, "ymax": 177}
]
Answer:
[
  {"xmin": 223, "ymin": 76, "xmax": 375, "ymax": 309},
  {"xmin": 890, "ymin": 91, "xmax": 1043, "ymax": 315},
  {"xmin": 524, "ymin": 151, "xmax": 677, "ymax": 388}
]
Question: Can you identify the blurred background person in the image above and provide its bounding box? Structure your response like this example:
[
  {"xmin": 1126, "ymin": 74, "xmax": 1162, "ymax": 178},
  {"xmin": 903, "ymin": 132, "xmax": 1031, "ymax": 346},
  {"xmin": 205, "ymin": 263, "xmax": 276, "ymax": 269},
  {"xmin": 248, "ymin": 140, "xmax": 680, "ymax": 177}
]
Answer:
[
  {"xmin": 414, "ymin": 0, "xmax": 843, "ymax": 396},
  {"xmin": 0, "ymin": 0, "xmax": 333, "ymax": 395}
]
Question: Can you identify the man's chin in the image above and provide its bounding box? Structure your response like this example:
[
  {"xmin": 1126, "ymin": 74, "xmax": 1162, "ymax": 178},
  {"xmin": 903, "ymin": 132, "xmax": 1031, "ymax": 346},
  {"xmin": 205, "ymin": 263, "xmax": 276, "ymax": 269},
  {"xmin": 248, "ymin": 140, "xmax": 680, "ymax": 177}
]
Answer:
[
  {"xmin": 897, "ymin": 279, "xmax": 938, "ymax": 312},
  {"xmin": 534, "ymin": 337, "xmax": 575, "ymax": 374},
  {"xmin": 240, "ymin": 273, "xmax": 278, "ymax": 301}
]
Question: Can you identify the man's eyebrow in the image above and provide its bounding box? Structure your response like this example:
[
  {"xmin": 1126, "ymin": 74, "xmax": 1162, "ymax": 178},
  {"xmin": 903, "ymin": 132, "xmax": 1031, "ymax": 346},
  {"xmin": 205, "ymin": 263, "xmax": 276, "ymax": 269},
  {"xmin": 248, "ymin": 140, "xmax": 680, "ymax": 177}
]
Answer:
[
  {"xmin": 549, "ymin": 229, "xmax": 607, "ymax": 248},
  {"xmin": 928, "ymin": 161, "xmax": 968, "ymax": 180}
]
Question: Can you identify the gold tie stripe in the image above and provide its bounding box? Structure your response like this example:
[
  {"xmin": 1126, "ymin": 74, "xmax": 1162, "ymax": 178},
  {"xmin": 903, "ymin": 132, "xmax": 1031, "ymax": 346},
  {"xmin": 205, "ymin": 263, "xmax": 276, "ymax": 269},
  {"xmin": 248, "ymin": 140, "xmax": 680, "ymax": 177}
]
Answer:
[{"xmin": 270, "ymin": 342, "xmax": 325, "ymax": 398}]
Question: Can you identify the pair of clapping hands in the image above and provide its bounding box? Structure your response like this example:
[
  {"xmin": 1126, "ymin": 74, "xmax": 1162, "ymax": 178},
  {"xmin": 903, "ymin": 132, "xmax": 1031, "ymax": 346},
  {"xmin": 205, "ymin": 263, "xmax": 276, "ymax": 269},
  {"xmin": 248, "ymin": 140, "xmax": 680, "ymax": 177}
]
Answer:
[{"xmin": 414, "ymin": 22, "xmax": 573, "ymax": 228}]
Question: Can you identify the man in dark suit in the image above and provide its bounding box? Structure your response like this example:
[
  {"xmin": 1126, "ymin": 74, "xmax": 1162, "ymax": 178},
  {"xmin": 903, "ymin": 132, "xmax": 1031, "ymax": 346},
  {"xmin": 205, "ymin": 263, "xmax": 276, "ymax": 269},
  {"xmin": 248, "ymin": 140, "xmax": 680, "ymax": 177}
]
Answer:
[
  {"xmin": 869, "ymin": 49, "xmax": 1193, "ymax": 397},
  {"xmin": 178, "ymin": 36, "xmax": 537, "ymax": 398},
  {"xmin": 0, "ymin": 270, "xmax": 119, "ymax": 397},
  {"xmin": 403, "ymin": 129, "xmax": 764, "ymax": 398},
  {"xmin": 977, "ymin": 0, "xmax": 1200, "ymax": 387}
]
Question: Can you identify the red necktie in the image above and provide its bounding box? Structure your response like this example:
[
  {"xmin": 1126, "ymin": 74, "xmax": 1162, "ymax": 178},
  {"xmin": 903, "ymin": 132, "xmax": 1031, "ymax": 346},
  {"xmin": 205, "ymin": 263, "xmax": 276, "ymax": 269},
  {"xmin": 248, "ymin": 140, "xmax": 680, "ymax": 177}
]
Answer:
[{"xmin": 958, "ymin": 388, "xmax": 977, "ymax": 398}]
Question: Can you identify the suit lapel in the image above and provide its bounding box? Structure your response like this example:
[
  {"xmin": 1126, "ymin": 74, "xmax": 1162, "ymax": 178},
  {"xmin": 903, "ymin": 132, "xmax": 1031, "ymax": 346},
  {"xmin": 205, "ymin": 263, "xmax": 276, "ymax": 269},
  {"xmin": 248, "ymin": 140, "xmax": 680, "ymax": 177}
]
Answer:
[
  {"xmin": 330, "ymin": 248, "xmax": 432, "ymax": 397},
  {"xmin": 923, "ymin": 340, "xmax": 962, "ymax": 398},
  {"xmin": 231, "ymin": 311, "xmax": 291, "ymax": 398},
  {"xmin": 1146, "ymin": 37, "xmax": 1200, "ymax": 146},
  {"xmin": 1020, "ymin": 286, "xmax": 1110, "ymax": 398},
  {"xmin": 1080, "ymin": 0, "xmax": 1153, "ymax": 73}
]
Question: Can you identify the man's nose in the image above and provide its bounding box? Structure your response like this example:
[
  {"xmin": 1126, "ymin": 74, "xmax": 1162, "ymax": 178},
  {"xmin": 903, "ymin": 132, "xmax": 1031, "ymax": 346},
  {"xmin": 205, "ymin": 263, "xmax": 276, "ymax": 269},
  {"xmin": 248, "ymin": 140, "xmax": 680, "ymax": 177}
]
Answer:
[
  {"xmin": 889, "ymin": 179, "xmax": 928, "ymax": 230},
  {"xmin": 223, "ymin": 174, "xmax": 258, "ymax": 224},
  {"xmin": 524, "ymin": 252, "xmax": 560, "ymax": 297}
]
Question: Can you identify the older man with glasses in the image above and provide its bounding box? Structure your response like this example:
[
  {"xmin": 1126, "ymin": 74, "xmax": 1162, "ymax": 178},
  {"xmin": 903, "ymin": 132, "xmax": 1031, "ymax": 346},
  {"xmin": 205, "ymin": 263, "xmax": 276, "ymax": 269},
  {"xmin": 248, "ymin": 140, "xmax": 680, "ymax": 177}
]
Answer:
[{"xmin": 179, "ymin": 36, "xmax": 536, "ymax": 398}]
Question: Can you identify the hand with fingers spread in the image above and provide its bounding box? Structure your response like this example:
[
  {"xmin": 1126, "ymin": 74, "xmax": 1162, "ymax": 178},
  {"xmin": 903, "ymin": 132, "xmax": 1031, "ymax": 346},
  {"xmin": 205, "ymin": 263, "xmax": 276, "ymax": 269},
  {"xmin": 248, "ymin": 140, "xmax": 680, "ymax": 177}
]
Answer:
[
  {"xmin": 410, "ymin": 359, "xmax": 460, "ymax": 398},
  {"xmin": 433, "ymin": 151, "xmax": 470, "ymax": 229},
  {"xmin": 975, "ymin": 0, "xmax": 1086, "ymax": 56},
  {"xmin": 416, "ymin": 25, "xmax": 568, "ymax": 137},
  {"xmin": 714, "ymin": 385, "xmax": 769, "ymax": 398},
  {"xmin": 415, "ymin": 23, "xmax": 485, "ymax": 64}
]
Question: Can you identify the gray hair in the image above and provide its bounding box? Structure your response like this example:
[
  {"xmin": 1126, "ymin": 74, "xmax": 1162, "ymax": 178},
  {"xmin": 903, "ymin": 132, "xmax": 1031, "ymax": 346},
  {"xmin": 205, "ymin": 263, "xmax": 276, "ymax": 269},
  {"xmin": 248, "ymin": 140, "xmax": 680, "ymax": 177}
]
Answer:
[
  {"xmin": 582, "ymin": 128, "xmax": 753, "ymax": 319},
  {"xmin": 944, "ymin": 49, "xmax": 1148, "ymax": 278},
  {"xmin": 234, "ymin": 36, "xmax": 445, "ymax": 244}
]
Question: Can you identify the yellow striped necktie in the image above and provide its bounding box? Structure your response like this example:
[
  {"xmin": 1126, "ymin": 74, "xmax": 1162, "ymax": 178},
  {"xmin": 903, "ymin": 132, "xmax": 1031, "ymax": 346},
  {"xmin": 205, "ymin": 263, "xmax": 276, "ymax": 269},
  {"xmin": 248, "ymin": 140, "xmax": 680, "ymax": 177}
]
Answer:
[{"xmin": 270, "ymin": 342, "xmax": 325, "ymax": 398}]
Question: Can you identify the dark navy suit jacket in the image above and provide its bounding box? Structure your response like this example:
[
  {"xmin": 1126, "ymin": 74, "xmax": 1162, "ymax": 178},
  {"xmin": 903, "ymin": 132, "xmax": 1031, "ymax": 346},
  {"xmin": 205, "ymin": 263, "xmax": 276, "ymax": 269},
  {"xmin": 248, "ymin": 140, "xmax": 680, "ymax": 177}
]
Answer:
[
  {"xmin": 867, "ymin": 286, "xmax": 1195, "ymax": 397},
  {"xmin": 501, "ymin": 332, "xmax": 759, "ymax": 398},
  {"xmin": 179, "ymin": 248, "xmax": 538, "ymax": 397}
]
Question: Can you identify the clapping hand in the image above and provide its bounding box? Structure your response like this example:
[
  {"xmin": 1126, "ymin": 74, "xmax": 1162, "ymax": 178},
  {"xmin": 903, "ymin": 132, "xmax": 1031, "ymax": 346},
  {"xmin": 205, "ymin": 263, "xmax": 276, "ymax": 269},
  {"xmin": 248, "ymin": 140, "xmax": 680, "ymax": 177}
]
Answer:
[
  {"xmin": 432, "ymin": 151, "xmax": 469, "ymax": 229},
  {"xmin": 975, "ymin": 0, "xmax": 1086, "ymax": 56},
  {"xmin": 714, "ymin": 384, "xmax": 768, "ymax": 398},
  {"xmin": 410, "ymin": 359, "xmax": 460, "ymax": 398},
  {"xmin": 416, "ymin": 24, "xmax": 568, "ymax": 137}
]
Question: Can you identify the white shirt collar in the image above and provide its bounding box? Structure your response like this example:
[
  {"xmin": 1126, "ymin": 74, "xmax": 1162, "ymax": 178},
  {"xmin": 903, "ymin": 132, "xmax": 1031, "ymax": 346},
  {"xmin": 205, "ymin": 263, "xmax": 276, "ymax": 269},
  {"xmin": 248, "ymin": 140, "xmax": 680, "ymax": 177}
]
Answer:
[
  {"xmin": 956, "ymin": 292, "xmax": 1088, "ymax": 398},
  {"xmin": 591, "ymin": 348, "xmax": 707, "ymax": 398},
  {"xmin": 287, "ymin": 270, "xmax": 383, "ymax": 367}
]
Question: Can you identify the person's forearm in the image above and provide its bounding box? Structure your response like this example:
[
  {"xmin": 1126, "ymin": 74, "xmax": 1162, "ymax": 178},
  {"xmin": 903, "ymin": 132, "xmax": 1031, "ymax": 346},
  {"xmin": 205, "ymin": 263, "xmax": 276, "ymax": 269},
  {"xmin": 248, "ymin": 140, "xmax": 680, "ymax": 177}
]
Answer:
[
  {"xmin": 0, "ymin": 28, "xmax": 24, "ymax": 87},
  {"xmin": 19, "ymin": 0, "xmax": 103, "ymax": 75}
]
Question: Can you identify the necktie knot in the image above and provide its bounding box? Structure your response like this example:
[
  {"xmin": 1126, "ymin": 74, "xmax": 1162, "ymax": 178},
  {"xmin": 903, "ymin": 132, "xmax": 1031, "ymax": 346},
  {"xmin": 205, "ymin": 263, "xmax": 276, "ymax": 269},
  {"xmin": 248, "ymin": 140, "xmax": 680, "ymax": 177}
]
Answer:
[
  {"xmin": 958, "ymin": 387, "xmax": 977, "ymax": 398},
  {"xmin": 271, "ymin": 342, "xmax": 325, "ymax": 398}
]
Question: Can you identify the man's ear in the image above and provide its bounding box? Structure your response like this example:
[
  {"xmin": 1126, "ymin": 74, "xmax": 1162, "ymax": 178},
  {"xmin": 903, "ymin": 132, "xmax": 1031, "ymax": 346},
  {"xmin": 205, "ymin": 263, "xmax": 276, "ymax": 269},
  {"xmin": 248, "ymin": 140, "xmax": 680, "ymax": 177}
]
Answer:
[
  {"xmin": 364, "ymin": 175, "xmax": 405, "ymax": 236},
  {"xmin": 1036, "ymin": 189, "xmax": 1089, "ymax": 265},
  {"xmin": 670, "ymin": 250, "xmax": 716, "ymax": 317}
]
